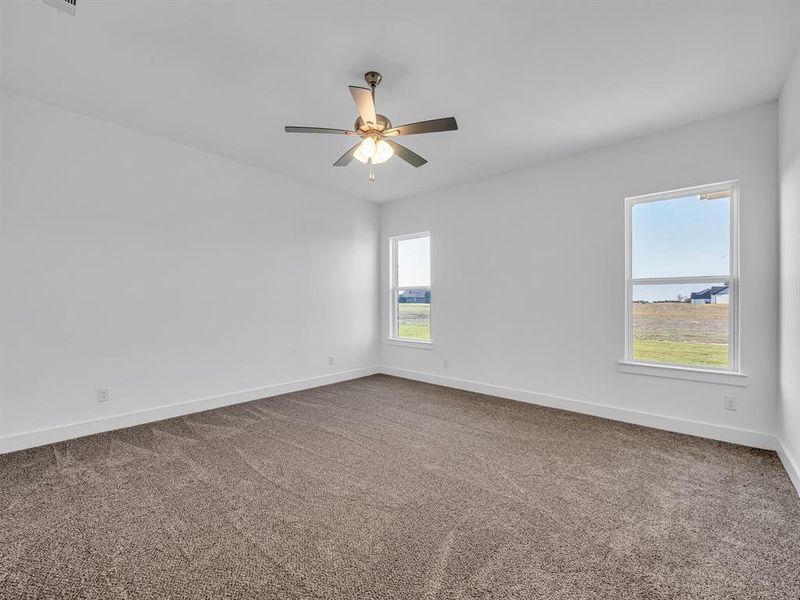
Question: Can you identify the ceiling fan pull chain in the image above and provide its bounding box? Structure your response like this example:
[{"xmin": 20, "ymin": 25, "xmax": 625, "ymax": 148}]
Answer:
[{"xmin": 368, "ymin": 159, "xmax": 375, "ymax": 182}]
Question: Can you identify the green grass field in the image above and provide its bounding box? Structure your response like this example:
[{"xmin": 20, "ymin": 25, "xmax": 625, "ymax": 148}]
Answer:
[
  {"xmin": 398, "ymin": 303, "xmax": 430, "ymax": 341},
  {"xmin": 632, "ymin": 339, "xmax": 728, "ymax": 367},
  {"xmin": 633, "ymin": 302, "xmax": 728, "ymax": 368},
  {"xmin": 396, "ymin": 301, "xmax": 728, "ymax": 367}
]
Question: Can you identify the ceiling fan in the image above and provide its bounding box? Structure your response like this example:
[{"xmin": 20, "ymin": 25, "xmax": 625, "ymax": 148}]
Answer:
[{"xmin": 284, "ymin": 71, "xmax": 458, "ymax": 182}]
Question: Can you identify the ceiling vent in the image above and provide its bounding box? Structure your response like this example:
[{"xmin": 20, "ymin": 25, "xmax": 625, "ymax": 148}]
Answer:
[{"xmin": 43, "ymin": 0, "xmax": 76, "ymax": 16}]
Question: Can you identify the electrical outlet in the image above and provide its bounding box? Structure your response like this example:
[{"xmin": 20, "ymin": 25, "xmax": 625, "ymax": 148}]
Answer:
[
  {"xmin": 724, "ymin": 396, "xmax": 737, "ymax": 411},
  {"xmin": 443, "ymin": 359, "xmax": 449, "ymax": 368},
  {"xmin": 97, "ymin": 388, "xmax": 110, "ymax": 403},
  {"xmin": 328, "ymin": 356, "xmax": 335, "ymax": 366}
]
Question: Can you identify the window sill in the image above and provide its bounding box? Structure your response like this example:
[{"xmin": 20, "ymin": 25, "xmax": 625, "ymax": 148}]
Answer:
[
  {"xmin": 618, "ymin": 361, "xmax": 748, "ymax": 387},
  {"xmin": 386, "ymin": 338, "xmax": 435, "ymax": 350}
]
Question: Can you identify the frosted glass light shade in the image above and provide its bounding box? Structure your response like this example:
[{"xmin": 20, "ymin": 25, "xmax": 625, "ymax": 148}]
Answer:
[
  {"xmin": 354, "ymin": 137, "xmax": 377, "ymax": 163},
  {"xmin": 354, "ymin": 137, "xmax": 394, "ymax": 164},
  {"xmin": 371, "ymin": 140, "xmax": 394, "ymax": 165}
]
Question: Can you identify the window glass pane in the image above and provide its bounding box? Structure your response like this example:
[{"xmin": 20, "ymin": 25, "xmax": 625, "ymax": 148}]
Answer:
[
  {"xmin": 632, "ymin": 282, "xmax": 729, "ymax": 368},
  {"xmin": 632, "ymin": 193, "xmax": 730, "ymax": 278},
  {"xmin": 397, "ymin": 235, "xmax": 430, "ymax": 287},
  {"xmin": 396, "ymin": 290, "xmax": 430, "ymax": 341}
]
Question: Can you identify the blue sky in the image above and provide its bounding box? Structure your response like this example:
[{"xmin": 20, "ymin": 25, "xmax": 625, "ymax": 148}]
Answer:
[{"xmin": 632, "ymin": 194, "xmax": 730, "ymax": 301}]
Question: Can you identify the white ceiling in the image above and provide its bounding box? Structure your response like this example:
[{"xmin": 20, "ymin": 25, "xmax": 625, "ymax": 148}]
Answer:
[{"xmin": 2, "ymin": 1, "xmax": 800, "ymax": 203}]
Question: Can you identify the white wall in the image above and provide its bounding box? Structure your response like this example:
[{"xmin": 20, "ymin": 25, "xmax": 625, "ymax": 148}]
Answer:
[
  {"xmin": 0, "ymin": 91, "xmax": 379, "ymax": 448},
  {"xmin": 381, "ymin": 102, "xmax": 779, "ymax": 448},
  {"xmin": 779, "ymin": 51, "xmax": 800, "ymax": 491},
  {"xmin": 0, "ymin": 88, "xmax": 789, "ymax": 468}
]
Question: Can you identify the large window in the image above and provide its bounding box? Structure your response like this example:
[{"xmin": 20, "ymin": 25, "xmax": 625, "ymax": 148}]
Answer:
[
  {"xmin": 390, "ymin": 232, "xmax": 431, "ymax": 343},
  {"xmin": 625, "ymin": 181, "xmax": 739, "ymax": 371}
]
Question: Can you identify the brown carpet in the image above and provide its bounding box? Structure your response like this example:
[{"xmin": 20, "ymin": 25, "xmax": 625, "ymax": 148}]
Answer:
[{"xmin": 1, "ymin": 374, "xmax": 799, "ymax": 599}]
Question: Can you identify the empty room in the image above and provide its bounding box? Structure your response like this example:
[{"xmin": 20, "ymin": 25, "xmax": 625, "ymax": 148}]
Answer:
[{"xmin": 2, "ymin": 1, "xmax": 800, "ymax": 598}]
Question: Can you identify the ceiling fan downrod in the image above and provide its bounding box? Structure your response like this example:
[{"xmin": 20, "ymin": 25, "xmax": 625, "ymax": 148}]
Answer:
[{"xmin": 364, "ymin": 71, "xmax": 382, "ymax": 100}]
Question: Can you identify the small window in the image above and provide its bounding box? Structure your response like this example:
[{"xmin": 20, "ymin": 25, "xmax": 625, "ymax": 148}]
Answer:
[
  {"xmin": 390, "ymin": 232, "xmax": 431, "ymax": 342},
  {"xmin": 625, "ymin": 182, "xmax": 739, "ymax": 371}
]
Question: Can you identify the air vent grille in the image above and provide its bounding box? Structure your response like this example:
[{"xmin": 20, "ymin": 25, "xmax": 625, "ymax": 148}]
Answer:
[{"xmin": 43, "ymin": 0, "xmax": 76, "ymax": 16}]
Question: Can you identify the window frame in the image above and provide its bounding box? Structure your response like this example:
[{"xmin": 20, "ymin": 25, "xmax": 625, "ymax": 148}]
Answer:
[
  {"xmin": 389, "ymin": 231, "xmax": 432, "ymax": 345},
  {"xmin": 623, "ymin": 180, "xmax": 741, "ymax": 374}
]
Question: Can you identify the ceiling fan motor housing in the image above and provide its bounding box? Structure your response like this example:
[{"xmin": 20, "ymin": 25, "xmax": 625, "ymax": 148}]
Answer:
[{"xmin": 355, "ymin": 114, "xmax": 392, "ymax": 134}]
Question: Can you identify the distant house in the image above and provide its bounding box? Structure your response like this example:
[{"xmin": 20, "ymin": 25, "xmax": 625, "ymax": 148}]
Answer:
[
  {"xmin": 690, "ymin": 285, "xmax": 729, "ymax": 304},
  {"xmin": 397, "ymin": 290, "xmax": 431, "ymax": 304}
]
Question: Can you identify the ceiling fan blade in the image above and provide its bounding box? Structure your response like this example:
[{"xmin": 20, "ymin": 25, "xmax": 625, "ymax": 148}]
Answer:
[
  {"xmin": 384, "ymin": 117, "xmax": 458, "ymax": 137},
  {"xmin": 385, "ymin": 140, "xmax": 427, "ymax": 168},
  {"xmin": 285, "ymin": 126, "xmax": 356, "ymax": 135},
  {"xmin": 333, "ymin": 142, "xmax": 362, "ymax": 167},
  {"xmin": 349, "ymin": 86, "xmax": 377, "ymax": 127}
]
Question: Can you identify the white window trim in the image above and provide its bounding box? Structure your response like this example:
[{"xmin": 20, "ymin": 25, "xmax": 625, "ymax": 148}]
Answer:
[
  {"xmin": 386, "ymin": 338, "xmax": 436, "ymax": 350},
  {"xmin": 618, "ymin": 361, "xmax": 748, "ymax": 386},
  {"xmin": 621, "ymin": 180, "xmax": 746, "ymax": 384},
  {"xmin": 389, "ymin": 231, "xmax": 432, "ymax": 346}
]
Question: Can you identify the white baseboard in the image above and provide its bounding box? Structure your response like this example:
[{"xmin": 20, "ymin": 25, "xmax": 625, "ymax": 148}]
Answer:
[
  {"xmin": 0, "ymin": 366, "xmax": 380, "ymax": 454},
  {"xmin": 776, "ymin": 438, "xmax": 800, "ymax": 496},
  {"xmin": 379, "ymin": 367, "xmax": 777, "ymax": 451}
]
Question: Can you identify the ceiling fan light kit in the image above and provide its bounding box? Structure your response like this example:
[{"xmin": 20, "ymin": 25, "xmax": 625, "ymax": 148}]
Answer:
[{"xmin": 284, "ymin": 71, "xmax": 458, "ymax": 182}]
